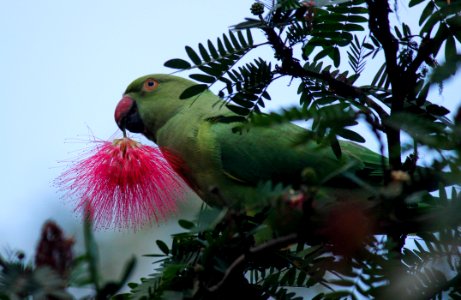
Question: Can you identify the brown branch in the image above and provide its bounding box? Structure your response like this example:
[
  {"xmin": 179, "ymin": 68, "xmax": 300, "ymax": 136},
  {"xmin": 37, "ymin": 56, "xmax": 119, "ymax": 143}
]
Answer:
[
  {"xmin": 407, "ymin": 0, "xmax": 459, "ymax": 79},
  {"xmin": 204, "ymin": 204, "xmax": 460, "ymax": 294},
  {"xmin": 261, "ymin": 26, "xmax": 390, "ymax": 124},
  {"xmin": 406, "ymin": 26, "xmax": 450, "ymax": 88},
  {"xmin": 207, "ymin": 233, "xmax": 298, "ymax": 293},
  {"xmin": 377, "ymin": 207, "xmax": 461, "ymax": 234},
  {"xmin": 263, "ymin": 28, "xmax": 364, "ymax": 100},
  {"xmin": 366, "ymin": 0, "xmax": 403, "ymax": 170},
  {"xmin": 366, "ymin": 0, "xmax": 400, "ymax": 91},
  {"xmin": 364, "ymin": 97, "xmax": 390, "ymax": 120}
]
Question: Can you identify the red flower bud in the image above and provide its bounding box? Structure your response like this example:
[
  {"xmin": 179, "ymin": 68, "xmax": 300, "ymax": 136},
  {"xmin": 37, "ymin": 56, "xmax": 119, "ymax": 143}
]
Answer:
[{"xmin": 57, "ymin": 137, "xmax": 186, "ymax": 230}]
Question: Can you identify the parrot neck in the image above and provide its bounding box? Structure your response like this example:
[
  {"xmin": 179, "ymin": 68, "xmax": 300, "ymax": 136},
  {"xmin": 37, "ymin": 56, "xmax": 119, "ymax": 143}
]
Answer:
[
  {"xmin": 143, "ymin": 102, "xmax": 183, "ymax": 142},
  {"xmin": 144, "ymin": 88, "xmax": 234, "ymax": 142}
]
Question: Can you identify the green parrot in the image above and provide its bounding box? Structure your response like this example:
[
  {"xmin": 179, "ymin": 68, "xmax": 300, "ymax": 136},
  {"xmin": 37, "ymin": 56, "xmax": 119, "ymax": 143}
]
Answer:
[{"xmin": 114, "ymin": 74, "xmax": 390, "ymax": 208}]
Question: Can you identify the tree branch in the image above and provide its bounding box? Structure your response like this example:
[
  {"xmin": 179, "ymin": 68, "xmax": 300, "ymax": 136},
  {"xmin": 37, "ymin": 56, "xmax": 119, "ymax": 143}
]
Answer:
[
  {"xmin": 207, "ymin": 233, "xmax": 298, "ymax": 293},
  {"xmin": 262, "ymin": 26, "xmax": 390, "ymax": 123},
  {"xmin": 263, "ymin": 28, "xmax": 362, "ymax": 98},
  {"xmin": 366, "ymin": 0, "xmax": 403, "ymax": 170},
  {"xmin": 406, "ymin": 26, "xmax": 449, "ymax": 87},
  {"xmin": 205, "ymin": 201, "xmax": 461, "ymax": 294},
  {"xmin": 366, "ymin": 0, "xmax": 400, "ymax": 90}
]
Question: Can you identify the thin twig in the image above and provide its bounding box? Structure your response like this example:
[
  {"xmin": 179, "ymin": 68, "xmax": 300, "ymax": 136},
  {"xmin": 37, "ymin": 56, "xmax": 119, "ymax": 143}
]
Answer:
[
  {"xmin": 263, "ymin": 28, "xmax": 369, "ymax": 101},
  {"xmin": 207, "ymin": 233, "xmax": 298, "ymax": 293}
]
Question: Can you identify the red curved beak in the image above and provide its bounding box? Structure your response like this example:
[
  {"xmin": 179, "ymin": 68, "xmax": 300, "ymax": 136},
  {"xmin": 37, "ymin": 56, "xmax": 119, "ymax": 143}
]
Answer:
[{"xmin": 114, "ymin": 96, "xmax": 135, "ymax": 130}]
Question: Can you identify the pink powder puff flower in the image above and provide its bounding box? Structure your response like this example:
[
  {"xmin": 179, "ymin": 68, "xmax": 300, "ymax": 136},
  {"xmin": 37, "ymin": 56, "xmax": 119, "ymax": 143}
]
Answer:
[{"xmin": 57, "ymin": 137, "xmax": 186, "ymax": 230}]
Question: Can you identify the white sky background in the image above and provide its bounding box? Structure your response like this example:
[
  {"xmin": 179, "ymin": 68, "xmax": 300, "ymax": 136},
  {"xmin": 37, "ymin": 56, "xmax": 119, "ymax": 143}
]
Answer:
[
  {"xmin": 0, "ymin": 0, "xmax": 258, "ymax": 284},
  {"xmin": 1, "ymin": 0, "xmax": 460, "ymax": 291}
]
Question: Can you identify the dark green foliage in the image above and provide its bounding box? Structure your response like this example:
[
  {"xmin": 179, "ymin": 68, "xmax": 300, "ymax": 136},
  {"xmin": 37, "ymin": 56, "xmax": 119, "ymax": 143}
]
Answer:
[
  {"xmin": 224, "ymin": 58, "xmax": 273, "ymax": 115},
  {"xmin": 4, "ymin": 0, "xmax": 461, "ymax": 299},
  {"xmin": 0, "ymin": 220, "xmax": 136, "ymax": 299},
  {"xmin": 156, "ymin": 0, "xmax": 461, "ymax": 299},
  {"xmin": 163, "ymin": 30, "xmax": 255, "ymax": 100},
  {"xmin": 164, "ymin": 59, "xmax": 192, "ymax": 70},
  {"xmin": 347, "ymin": 36, "xmax": 372, "ymax": 75},
  {"xmin": 0, "ymin": 253, "xmax": 71, "ymax": 300},
  {"xmin": 121, "ymin": 189, "xmax": 461, "ymax": 299},
  {"xmin": 431, "ymin": 54, "xmax": 461, "ymax": 83}
]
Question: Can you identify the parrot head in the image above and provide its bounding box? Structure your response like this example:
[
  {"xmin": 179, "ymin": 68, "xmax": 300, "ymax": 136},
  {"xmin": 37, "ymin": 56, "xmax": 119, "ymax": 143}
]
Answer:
[{"xmin": 114, "ymin": 74, "xmax": 197, "ymax": 140}]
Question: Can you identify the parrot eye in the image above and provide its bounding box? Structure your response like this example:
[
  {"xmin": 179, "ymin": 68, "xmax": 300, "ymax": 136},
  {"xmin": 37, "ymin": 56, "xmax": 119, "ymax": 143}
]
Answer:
[{"xmin": 143, "ymin": 78, "xmax": 159, "ymax": 92}]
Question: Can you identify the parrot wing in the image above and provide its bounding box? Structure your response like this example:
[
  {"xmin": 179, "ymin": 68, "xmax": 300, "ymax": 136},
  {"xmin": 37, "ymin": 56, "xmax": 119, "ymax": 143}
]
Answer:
[{"xmin": 210, "ymin": 119, "xmax": 385, "ymax": 188}]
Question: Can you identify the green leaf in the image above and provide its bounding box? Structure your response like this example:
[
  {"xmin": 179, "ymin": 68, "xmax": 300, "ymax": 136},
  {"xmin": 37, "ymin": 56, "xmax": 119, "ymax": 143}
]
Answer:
[
  {"xmin": 179, "ymin": 84, "xmax": 208, "ymax": 99},
  {"xmin": 280, "ymin": 268, "xmax": 297, "ymax": 285},
  {"xmin": 431, "ymin": 54, "xmax": 461, "ymax": 83},
  {"xmin": 233, "ymin": 18, "xmax": 264, "ymax": 30},
  {"xmin": 207, "ymin": 40, "xmax": 219, "ymax": 59},
  {"xmin": 185, "ymin": 46, "xmax": 201, "ymax": 65},
  {"xmin": 417, "ymin": 83, "xmax": 430, "ymax": 101},
  {"xmin": 246, "ymin": 29, "xmax": 254, "ymax": 46},
  {"xmin": 189, "ymin": 74, "xmax": 216, "ymax": 84},
  {"xmin": 223, "ymin": 33, "xmax": 234, "ymax": 52},
  {"xmin": 156, "ymin": 240, "xmax": 170, "ymax": 255},
  {"xmin": 419, "ymin": 1, "xmax": 435, "ymax": 26},
  {"xmin": 338, "ymin": 128, "xmax": 366, "ymax": 143},
  {"xmin": 421, "ymin": 12, "xmax": 441, "ymax": 34},
  {"xmin": 227, "ymin": 104, "xmax": 250, "ymax": 116},
  {"xmin": 331, "ymin": 137, "xmax": 342, "ymax": 158},
  {"xmin": 312, "ymin": 48, "xmax": 328, "ymax": 61},
  {"xmin": 403, "ymin": 23, "xmax": 412, "ymax": 37},
  {"xmin": 371, "ymin": 62, "xmax": 387, "ymax": 87},
  {"xmin": 127, "ymin": 283, "xmax": 138, "ymax": 289},
  {"xmin": 386, "ymin": 112, "xmax": 450, "ymax": 147},
  {"xmin": 178, "ymin": 219, "xmax": 195, "ymax": 229},
  {"xmin": 307, "ymin": 37, "xmax": 334, "ymax": 47},
  {"xmin": 233, "ymin": 94, "xmax": 257, "ymax": 107},
  {"xmin": 118, "ymin": 256, "xmax": 137, "ymax": 287},
  {"xmin": 262, "ymin": 91, "xmax": 271, "ymax": 100},
  {"xmin": 303, "ymin": 44, "xmax": 316, "ymax": 57},
  {"xmin": 344, "ymin": 15, "xmax": 368, "ymax": 23},
  {"xmin": 83, "ymin": 217, "xmax": 100, "ymax": 290},
  {"xmin": 237, "ymin": 30, "xmax": 248, "ymax": 48},
  {"xmin": 329, "ymin": 279, "xmax": 354, "ymax": 287},
  {"xmin": 312, "ymin": 31, "xmax": 354, "ymax": 42},
  {"xmin": 342, "ymin": 23, "xmax": 365, "ymax": 31},
  {"xmin": 199, "ymin": 43, "xmax": 211, "ymax": 62},
  {"xmin": 312, "ymin": 293, "xmax": 325, "ymax": 300},
  {"xmin": 394, "ymin": 25, "xmax": 403, "ymax": 39},
  {"xmin": 332, "ymin": 47, "xmax": 340, "ymax": 67},
  {"xmin": 217, "ymin": 37, "xmax": 227, "ymax": 56},
  {"xmin": 447, "ymin": 16, "xmax": 461, "ymax": 43},
  {"xmin": 426, "ymin": 104, "xmax": 450, "ymax": 116},
  {"xmin": 445, "ymin": 35, "xmax": 457, "ymax": 59},
  {"xmin": 330, "ymin": 6, "xmax": 368, "ymax": 14},
  {"xmin": 296, "ymin": 271, "xmax": 307, "ymax": 286},
  {"xmin": 409, "ymin": 0, "xmax": 426, "ymax": 7},
  {"xmin": 363, "ymin": 42, "xmax": 374, "ymax": 50},
  {"xmin": 198, "ymin": 65, "xmax": 222, "ymax": 77},
  {"xmin": 164, "ymin": 58, "xmax": 192, "ymax": 70},
  {"xmin": 315, "ymin": 22, "xmax": 348, "ymax": 32}
]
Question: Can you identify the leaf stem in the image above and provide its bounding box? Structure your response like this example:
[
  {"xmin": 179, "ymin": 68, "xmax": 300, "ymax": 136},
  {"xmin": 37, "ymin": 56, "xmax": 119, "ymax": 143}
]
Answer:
[{"xmin": 207, "ymin": 233, "xmax": 298, "ymax": 293}]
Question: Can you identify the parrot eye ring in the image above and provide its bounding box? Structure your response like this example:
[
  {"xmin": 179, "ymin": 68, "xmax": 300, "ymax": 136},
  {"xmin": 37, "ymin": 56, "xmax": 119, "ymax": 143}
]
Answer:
[{"xmin": 143, "ymin": 78, "xmax": 159, "ymax": 92}]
